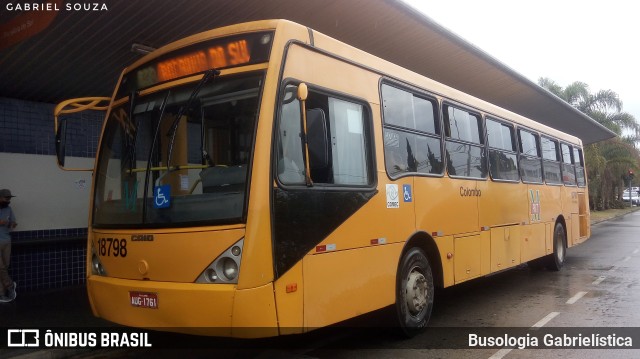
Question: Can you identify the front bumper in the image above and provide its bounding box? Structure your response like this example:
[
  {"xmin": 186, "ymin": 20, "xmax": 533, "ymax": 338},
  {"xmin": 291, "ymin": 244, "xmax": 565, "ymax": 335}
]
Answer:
[{"xmin": 87, "ymin": 276, "xmax": 278, "ymax": 337}]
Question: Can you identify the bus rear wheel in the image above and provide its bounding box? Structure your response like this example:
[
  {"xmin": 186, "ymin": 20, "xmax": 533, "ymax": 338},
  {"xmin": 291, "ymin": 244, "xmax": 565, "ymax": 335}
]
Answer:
[
  {"xmin": 396, "ymin": 247, "xmax": 434, "ymax": 337},
  {"xmin": 546, "ymin": 222, "xmax": 566, "ymax": 271}
]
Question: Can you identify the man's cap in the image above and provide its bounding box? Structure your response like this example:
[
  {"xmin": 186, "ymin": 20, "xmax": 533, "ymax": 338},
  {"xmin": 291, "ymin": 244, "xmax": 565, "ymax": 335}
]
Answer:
[{"xmin": 0, "ymin": 189, "xmax": 15, "ymax": 198}]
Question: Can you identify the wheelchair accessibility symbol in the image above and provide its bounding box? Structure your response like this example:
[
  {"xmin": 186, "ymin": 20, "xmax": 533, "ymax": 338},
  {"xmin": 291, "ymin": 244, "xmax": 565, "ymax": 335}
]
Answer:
[
  {"xmin": 403, "ymin": 184, "xmax": 412, "ymax": 202},
  {"xmin": 154, "ymin": 185, "xmax": 171, "ymax": 208}
]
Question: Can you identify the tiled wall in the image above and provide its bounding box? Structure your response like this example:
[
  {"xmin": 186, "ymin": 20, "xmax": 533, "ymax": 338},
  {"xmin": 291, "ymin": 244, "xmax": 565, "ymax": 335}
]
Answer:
[
  {"xmin": 11, "ymin": 237, "xmax": 87, "ymax": 291},
  {"xmin": 0, "ymin": 97, "xmax": 102, "ymax": 157},
  {"xmin": 2, "ymin": 97, "xmax": 102, "ymax": 291},
  {"xmin": 11, "ymin": 228, "xmax": 88, "ymax": 242}
]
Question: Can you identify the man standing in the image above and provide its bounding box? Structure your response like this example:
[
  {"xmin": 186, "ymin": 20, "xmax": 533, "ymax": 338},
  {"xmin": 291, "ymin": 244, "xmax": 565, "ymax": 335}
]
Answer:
[{"xmin": 0, "ymin": 189, "xmax": 17, "ymax": 303}]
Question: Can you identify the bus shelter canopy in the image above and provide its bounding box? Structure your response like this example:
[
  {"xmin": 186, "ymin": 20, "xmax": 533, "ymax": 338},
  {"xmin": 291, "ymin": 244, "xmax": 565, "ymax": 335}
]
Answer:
[{"xmin": 0, "ymin": 0, "xmax": 615, "ymax": 144}]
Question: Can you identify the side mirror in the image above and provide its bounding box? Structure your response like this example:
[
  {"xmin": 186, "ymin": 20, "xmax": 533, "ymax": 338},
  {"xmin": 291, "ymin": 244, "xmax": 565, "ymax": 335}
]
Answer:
[
  {"xmin": 54, "ymin": 97, "xmax": 110, "ymax": 171},
  {"xmin": 55, "ymin": 118, "xmax": 67, "ymax": 167},
  {"xmin": 297, "ymin": 83, "xmax": 308, "ymax": 101}
]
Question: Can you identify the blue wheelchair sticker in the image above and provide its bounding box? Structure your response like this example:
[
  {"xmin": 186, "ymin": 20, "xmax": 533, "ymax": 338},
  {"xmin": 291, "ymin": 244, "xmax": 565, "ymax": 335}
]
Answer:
[
  {"xmin": 154, "ymin": 185, "xmax": 171, "ymax": 209},
  {"xmin": 403, "ymin": 184, "xmax": 412, "ymax": 202}
]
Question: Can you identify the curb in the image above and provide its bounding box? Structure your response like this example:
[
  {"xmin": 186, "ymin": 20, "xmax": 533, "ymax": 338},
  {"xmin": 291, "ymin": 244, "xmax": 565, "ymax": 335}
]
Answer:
[{"xmin": 590, "ymin": 207, "xmax": 640, "ymax": 226}]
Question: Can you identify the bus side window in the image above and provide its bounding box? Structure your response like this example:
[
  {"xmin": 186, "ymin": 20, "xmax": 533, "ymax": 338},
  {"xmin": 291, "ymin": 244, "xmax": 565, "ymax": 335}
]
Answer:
[
  {"xmin": 316, "ymin": 93, "xmax": 370, "ymax": 186},
  {"xmin": 573, "ymin": 147, "xmax": 586, "ymax": 187},
  {"xmin": 380, "ymin": 83, "xmax": 443, "ymax": 178},
  {"xmin": 486, "ymin": 117, "xmax": 519, "ymax": 181},
  {"xmin": 518, "ymin": 129, "xmax": 543, "ymax": 183},
  {"xmin": 443, "ymin": 104, "xmax": 486, "ymax": 178},
  {"xmin": 561, "ymin": 143, "xmax": 576, "ymax": 186},
  {"xmin": 276, "ymin": 85, "xmax": 372, "ymax": 187},
  {"xmin": 277, "ymin": 86, "xmax": 306, "ymax": 184},
  {"xmin": 541, "ymin": 136, "xmax": 562, "ymax": 184}
]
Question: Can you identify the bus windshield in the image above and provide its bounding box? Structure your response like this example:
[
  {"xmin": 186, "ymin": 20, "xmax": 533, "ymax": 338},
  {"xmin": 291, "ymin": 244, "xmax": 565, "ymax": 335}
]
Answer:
[{"xmin": 93, "ymin": 73, "xmax": 263, "ymax": 228}]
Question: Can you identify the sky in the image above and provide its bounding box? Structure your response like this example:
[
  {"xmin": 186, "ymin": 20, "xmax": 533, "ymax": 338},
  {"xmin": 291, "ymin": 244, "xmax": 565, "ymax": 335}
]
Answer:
[{"xmin": 403, "ymin": 0, "xmax": 640, "ymax": 129}]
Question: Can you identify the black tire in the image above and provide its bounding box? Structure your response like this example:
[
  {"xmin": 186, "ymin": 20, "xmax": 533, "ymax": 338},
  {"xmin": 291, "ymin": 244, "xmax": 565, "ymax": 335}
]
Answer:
[
  {"xmin": 395, "ymin": 247, "xmax": 434, "ymax": 337},
  {"xmin": 545, "ymin": 222, "xmax": 566, "ymax": 271}
]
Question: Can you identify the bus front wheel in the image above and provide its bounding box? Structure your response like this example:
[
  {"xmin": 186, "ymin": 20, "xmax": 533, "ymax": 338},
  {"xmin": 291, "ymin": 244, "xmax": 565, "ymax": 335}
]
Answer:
[{"xmin": 396, "ymin": 247, "xmax": 434, "ymax": 337}]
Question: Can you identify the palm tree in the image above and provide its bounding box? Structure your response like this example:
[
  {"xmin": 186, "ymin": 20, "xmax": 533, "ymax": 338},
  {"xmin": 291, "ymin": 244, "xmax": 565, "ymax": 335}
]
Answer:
[
  {"xmin": 586, "ymin": 139, "xmax": 639, "ymax": 209},
  {"xmin": 538, "ymin": 78, "xmax": 640, "ymax": 209},
  {"xmin": 539, "ymin": 78, "xmax": 638, "ymax": 136}
]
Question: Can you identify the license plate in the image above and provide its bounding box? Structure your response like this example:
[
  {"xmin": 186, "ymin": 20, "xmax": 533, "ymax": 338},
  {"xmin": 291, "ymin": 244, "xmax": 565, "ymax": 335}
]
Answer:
[{"xmin": 129, "ymin": 291, "xmax": 158, "ymax": 309}]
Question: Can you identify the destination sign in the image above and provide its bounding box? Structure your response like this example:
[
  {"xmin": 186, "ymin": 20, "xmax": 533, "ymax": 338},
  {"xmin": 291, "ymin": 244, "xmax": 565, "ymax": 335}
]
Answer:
[
  {"xmin": 156, "ymin": 38, "xmax": 251, "ymax": 82},
  {"xmin": 118, "ymin": 31, "xmax": 273, "ymax": 96}
]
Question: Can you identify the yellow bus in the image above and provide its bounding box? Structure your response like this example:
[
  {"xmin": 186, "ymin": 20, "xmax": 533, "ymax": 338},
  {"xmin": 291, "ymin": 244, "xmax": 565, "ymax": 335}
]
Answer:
[{"xmin": 54, "ymin": 19, "xmax": 590, "ymax": 338}]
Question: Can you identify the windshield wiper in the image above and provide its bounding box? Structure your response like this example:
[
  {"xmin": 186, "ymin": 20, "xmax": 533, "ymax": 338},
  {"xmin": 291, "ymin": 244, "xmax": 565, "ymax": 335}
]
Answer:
[
  {"xmin": 123, "ymin": 91, "xmax": 139, "ymax": 174},
  {"xmin": 199, "ymin": 106, "xmax": 215, "ymax": 166},
  {"xmin": 142, "ymin": 90, "xmax": 171, "ymax": 222},
  {"xmin": 166, "ymin": 69, "xmax": 220, "ymax": 171}
]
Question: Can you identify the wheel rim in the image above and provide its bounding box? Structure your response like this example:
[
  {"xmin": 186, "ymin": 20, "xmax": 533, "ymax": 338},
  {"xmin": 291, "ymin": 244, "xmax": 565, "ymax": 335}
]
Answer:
[
  {"xmin": 556, "ymin": 227, "xmax": 566, "ymax": 262},
  {"xmin": 405, "ymin": 266, "xmax": 428, "ymax": 316}
]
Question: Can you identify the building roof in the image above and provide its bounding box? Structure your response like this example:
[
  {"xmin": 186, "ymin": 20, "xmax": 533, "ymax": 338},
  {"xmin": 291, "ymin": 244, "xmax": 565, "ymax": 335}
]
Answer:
[{"xmin": 0, "ymin": 0, "xmax": 615, "ymax": 144}]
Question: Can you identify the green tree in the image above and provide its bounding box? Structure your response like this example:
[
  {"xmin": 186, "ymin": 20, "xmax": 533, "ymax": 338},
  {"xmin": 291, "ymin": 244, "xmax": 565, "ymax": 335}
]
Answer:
[{"xmin": 538, "ymin": 78, "xmax": 640, "ymax": 209}]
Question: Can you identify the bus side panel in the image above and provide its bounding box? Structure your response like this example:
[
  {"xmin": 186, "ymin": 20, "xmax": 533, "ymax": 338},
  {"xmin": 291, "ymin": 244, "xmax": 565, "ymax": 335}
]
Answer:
[
  {"xmin": 545, "ymin": 222, "xmax": 553, "ymax": 255},
  {"xmin": 477, "ymin": 180, "xmax": 527, "ymax": 273},
  {"xmin": 293, "ymin": 182, "xmax": 414, "ymax": 328},
  {"xmin": 539, "ymin": 185, "xmax": 563, "ymax": 225},
  {"xmin": 273, "ymin": 261, "xmax": 304, "ymax": 334},
  {"xmin": 477, "ymin": 181, "xmax": 528, "ymax": 228},
  {"xmin": 528, "ymin": 183, "xmax": 559, "ymax": 256},
  {"xmin": 490, "ymin": 226, "xmax": 521, "ymax": 272},
  {"xmin": 521, "ymin": 223, "xmax": 546, "ymax": 262},
  {"xmin": 570, "ymin": 213, "xmax": 580, "ymax": 246},
  {"xmin": 561, "ymin": 186, "xmax": 582, "ymax": 246},
  {"xmin": 576, "ymin": 191, "xmax": 590, "ymax": 244},
  {"xmin": 303, "ymin": 243, "xmax": 403, "ymax": 329},
  {"xmin": 454, "ymin": 233, "xmax": 482, "ymax": 284},
  {"xmin": 231, "ymin": 283, "xmax": 279, "ymax": 338},
  {"xmin": 415, "ymin": 177, "xmax": 479, "ymax": 237},
  {"xmin": 436, "ymin": 235, "xmax": 455, "ymax": 287}
]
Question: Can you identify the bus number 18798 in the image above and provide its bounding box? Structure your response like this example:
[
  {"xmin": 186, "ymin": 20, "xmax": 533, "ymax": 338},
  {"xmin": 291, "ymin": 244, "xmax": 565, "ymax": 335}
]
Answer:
[{"xmin": 98, "ymin": 238, "xmax": 128, "ymax": 257}]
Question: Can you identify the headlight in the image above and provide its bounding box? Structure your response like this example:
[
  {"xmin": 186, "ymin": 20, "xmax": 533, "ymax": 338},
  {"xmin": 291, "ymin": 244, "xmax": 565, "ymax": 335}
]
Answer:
[
  {"xmin": 231, "ymin": 246, "xmax": 241, "ymax": 256},
  {"xmin": 205, "ymin": 268, "xmax": 218, "ymax": 283},
  {"xmin": 91, "ymin": 253, "xmax": 106, "ymax": 276},
  {"xmin": 221, "ymin": 258, "xmax": 238, "ymax": 280},
  {"xmin": 196, "ymin": 238, "xmax": 244, "ymax": 284}
]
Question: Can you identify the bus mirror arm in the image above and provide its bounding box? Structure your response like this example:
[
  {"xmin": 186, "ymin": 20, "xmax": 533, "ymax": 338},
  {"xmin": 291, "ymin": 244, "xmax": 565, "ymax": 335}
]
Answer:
[
  {"xmin": 53, "ymin": 97, "xmax": 110, "ymax": 172},
  {"xmin": 298, "ymin": 83, "xmax": 313, "ymax": 187}
]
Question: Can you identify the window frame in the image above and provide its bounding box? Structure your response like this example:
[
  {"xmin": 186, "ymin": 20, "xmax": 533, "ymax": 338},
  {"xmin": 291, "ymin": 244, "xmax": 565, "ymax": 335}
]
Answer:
[
  {"xmin": 442, "ymin": 101, "xmax": 487, "ymax": 180},
  {"xmin": 573, "ymin": 146, "xmax": 586, "ymax": 187},
  {"xmin": 485, "ymin": 116, "xmax": 520, "ymax": 183},
  {"xmin": 560, "ymin": 142, "xmax": 577, "ymax": 187},
  {"xmin": 274, "ymin": 79, "xmax": 377, "ymax": 191},
  {"xmin": 517, "ymin": 128, "xmax": 544, "ymax": 184},
  {"xmin": 380, "ymin": 80, "xmax": 445, "ymax": 180},
  {"xmin": 540, "ymin": 135, "xmax": 563, "ymax": 185}
]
